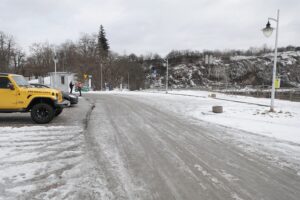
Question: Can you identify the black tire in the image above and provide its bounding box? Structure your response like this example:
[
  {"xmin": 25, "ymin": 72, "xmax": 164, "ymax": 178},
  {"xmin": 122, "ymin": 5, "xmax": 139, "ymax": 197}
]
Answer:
[
  {"xmin": 31, "ymin": 103, "xmax": 55, "ymax": 124},
  {"xmin": 54, "ymin": 108, "xmax": 63, "ymax": 116}
]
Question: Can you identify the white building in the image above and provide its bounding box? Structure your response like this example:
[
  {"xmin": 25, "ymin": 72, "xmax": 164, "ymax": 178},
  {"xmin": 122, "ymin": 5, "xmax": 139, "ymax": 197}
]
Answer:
[{"xmin": 49, "ymin": 72, "xmax": 77, "ymax": 92}]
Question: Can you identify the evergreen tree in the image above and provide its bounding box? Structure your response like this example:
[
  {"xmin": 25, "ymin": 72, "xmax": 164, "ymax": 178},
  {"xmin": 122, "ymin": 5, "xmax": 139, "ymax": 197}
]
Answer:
[{"xmin": 97, "ymin": 25, "xmax": 109, "ymax": 58}]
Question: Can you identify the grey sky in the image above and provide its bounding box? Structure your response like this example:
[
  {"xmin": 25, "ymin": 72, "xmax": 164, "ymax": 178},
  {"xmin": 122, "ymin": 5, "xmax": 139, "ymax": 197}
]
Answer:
[{"xmin": 1, "ymin": 0, "xmax": 299, "ymax": 56}]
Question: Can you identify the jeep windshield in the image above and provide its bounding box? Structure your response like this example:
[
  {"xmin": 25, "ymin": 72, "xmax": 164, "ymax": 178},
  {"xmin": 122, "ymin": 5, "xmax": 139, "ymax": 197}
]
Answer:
[{"xmin": 12, "ymin": 75, "xmax": 30, "ymax": 87}]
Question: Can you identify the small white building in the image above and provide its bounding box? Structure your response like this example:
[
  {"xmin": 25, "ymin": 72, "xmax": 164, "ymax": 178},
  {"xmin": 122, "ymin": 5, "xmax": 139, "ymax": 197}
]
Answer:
[{"xmin": 49, "ymin": 72, "xmax": 77, "ymax": 92}]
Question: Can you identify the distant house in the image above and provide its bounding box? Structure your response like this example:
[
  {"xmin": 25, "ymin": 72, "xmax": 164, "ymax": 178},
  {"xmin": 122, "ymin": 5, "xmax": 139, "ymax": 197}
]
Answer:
[{"xmin": 49, "ymin": 72, "xmax": 77, "ymax": 92}]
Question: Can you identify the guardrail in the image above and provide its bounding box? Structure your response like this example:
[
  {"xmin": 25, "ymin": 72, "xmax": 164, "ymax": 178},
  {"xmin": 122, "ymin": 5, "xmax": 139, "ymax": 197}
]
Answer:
[
  {"xmin": 221, "ymin": 90, "xmax": 300, "ymax": 102},
  {"xmin": 149, "ymin": 86, "xmax": 300, "ymax": 102}
]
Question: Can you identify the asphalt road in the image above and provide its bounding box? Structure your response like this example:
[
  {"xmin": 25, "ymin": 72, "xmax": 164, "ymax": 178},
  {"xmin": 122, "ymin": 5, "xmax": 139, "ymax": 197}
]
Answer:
[{"xmin": 85, "ymin": 93, "xmax": 300, "ymax": 200}]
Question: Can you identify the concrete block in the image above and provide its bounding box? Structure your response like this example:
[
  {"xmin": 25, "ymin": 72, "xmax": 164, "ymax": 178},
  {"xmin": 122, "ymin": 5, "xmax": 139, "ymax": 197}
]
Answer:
[{"xmin": 212, "ymin": 106, "xmax": 223, "ymax": 113}]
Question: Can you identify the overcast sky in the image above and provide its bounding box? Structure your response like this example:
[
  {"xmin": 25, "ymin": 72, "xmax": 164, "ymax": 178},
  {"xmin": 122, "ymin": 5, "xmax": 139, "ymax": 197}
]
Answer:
[{"xmin": 1, "ymin": 0, "xmax": 299, "ymax": 56}]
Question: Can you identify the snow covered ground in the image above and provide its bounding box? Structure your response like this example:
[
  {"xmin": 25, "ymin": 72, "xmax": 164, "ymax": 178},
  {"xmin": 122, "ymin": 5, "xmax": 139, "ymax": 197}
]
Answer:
[
  {"xmin": 1, "ymin": 91, "xmax": 299, "ymax": 199},
  {"xmin": 147, "ymin": 90, "xmax": 300, "ymax": 144},
  {"xmin": 159, "ymin": 90, "xmax": 300, "ymax": 143},
  {"xmin": 90, "ymin": 89, "xmax": 300, "ymax": 145},
  {"xmin": 0, "ymin": 126, "xmax": 90, "ymax": 199}
]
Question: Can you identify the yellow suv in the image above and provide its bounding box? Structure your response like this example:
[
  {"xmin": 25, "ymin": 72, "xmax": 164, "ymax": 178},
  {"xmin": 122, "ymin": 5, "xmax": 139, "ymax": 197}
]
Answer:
[{"xmin": 0, "ymin": 73, "xmax": 66, "ymax": 124}]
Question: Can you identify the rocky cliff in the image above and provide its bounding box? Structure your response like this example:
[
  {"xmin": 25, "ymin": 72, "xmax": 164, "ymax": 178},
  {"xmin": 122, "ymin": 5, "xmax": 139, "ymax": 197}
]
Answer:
[{"xmin": 147, "ymin": 51, "xmax": 300, "ymax": 89}]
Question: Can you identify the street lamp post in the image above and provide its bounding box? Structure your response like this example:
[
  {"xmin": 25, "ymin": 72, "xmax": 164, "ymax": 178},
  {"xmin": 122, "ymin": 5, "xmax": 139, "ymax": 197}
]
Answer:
[
  {"xmin": 166, "ymin": 59, "xmax": 169, "ymax": 93},
  {"xmin": 262, "ymin": 9, "xmax": 280, "ymax": 112},
  {"xmin": 163, "ymin": 58, "xmax": 169, "ymax": 93},
  {"xmin": 53, "ymin": 51, "xmax": 58, "ymax": 88}
]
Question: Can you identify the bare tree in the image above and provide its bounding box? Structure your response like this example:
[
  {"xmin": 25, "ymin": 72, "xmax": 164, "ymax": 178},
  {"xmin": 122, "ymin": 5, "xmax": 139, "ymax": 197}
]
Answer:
[
  {"xmin": 25, "ymin": 42, "xmax": 55, "ymax": 76},
  {"xmin": 0, "ymin": 31, "xmax": 15, "ymax": 72},
  {"xmin": 12, "ymin": 48, "xmax": 26, "ymax": 74}
]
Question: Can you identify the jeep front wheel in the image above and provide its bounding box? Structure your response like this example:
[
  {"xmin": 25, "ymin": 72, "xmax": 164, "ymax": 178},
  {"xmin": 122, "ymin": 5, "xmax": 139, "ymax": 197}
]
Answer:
[{"xmin": 31, "ymin": 103, "xmax": 55, "ymax": 124}]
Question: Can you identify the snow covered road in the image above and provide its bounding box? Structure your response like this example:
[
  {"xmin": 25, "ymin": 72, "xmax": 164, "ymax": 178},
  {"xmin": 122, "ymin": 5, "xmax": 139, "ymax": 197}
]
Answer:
[
  {"xmin": 85, "ymin": 93, "xmax": 300, "ymax": 200},
  {"xmin": 1, "ymin": 93, "xmax": 300, "ymax": 199}
]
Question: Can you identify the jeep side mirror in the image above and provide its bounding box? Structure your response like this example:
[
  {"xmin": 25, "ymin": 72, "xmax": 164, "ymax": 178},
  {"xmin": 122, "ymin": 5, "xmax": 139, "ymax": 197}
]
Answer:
[{"xmin": 8, "ymin": 83, "xmax": 14, "ymax": 90}]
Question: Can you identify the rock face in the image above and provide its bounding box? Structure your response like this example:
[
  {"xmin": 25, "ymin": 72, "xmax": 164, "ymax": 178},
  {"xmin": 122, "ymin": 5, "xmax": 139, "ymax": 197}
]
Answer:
[{"xmin": 147, "ymin": 51, "xmax": 300, "ymax": 89}]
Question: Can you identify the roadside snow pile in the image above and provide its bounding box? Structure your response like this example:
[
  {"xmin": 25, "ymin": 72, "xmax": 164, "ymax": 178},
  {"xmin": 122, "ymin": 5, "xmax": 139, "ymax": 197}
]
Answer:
[
  {"xmin": 0, "ymin": 126, "xmax": 88, "ymax": 199},
  {"xmin": 128, "ymin": 90, "xmax": 300, "ymax": 144},
  {"xmin": 28, "ymin": 76, "xmax": 51, "ymax": 85},
  {"xmin": 28, "ymin": 79, "xmax": 39, "ymax": 84},
  {"xmin": 230, "ymin": 55, "xmax": 257, "ymax": 61}
]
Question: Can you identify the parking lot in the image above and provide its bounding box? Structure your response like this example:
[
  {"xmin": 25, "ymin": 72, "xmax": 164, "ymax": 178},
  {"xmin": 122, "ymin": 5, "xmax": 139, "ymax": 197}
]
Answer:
[{"xmin": 0, "ymin": 97, "xmax": 96, "ymax": 199}]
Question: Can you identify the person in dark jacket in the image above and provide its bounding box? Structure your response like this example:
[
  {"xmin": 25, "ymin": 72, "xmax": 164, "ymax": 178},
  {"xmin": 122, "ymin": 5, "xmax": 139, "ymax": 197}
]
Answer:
[{"xmin": 69, "ymin": 81, "xmax": 74, "ymax": 93}]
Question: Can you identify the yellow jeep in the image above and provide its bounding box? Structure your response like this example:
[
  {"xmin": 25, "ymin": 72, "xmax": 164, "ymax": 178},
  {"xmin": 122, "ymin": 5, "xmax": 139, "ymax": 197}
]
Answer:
[{"xmin": 0, "ymin": 73, "xmax": 66, "ymax": 124}]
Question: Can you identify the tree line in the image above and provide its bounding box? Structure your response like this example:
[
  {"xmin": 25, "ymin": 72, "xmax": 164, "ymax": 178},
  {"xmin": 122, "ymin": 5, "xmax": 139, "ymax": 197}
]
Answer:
[
  {"xmin": 0, "ymin": 31, "xmax": 26, "ymax": 74},
  {"xmin": 1, "ymin": 27, "xmax": 299, "ymax": 90},
  {"xmin": 0, "ymin": 26, "xmax": 145, "ymax": 90}
]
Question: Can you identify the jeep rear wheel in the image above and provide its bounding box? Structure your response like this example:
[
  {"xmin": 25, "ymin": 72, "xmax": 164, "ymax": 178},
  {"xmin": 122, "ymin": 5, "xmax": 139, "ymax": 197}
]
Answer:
[{"xmin": 31, "ymin": 103, "xmax": 55, "ymax": 124}]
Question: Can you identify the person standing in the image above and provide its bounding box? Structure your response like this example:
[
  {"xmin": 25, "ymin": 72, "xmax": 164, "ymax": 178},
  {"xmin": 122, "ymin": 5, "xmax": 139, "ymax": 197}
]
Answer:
[
  {"xmin": 69, "ymin": 81, "xmax": 74, "ymax": 93},
  {"xmin": 77, "ymin": 82, "xmax": 82, "ymax": 96}
]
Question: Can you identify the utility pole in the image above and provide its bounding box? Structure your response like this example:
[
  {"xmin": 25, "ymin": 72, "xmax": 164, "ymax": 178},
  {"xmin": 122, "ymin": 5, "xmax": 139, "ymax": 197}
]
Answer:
[
  {"xmin": 100, "ymin": 63, "xmax": 103, "ymax": 91},
  {"xmin": 62, "ymin": 52, "xmax": 66, "ymax": 72},
  {"xmin": 225, "ymin": 66, "xmax": 228, "ymax": 90},
  {"xmin": 53, "ymin": 49, "xmax": 58, "ymax": 88},
  {"xmin": 128, "ymin": 72, "xmax": 130, "ymax": 90},
  {"xmin": 165, "ymin": 59, "xmax": 169, "ymax": 94}
]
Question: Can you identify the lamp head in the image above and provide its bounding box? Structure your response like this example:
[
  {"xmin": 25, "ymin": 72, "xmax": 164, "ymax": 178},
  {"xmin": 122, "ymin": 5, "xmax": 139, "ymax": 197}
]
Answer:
[
  {"xmin": 53, "ymin": 55, "xmax": 58, "ymax": 63},
  {"xmin": 262, "ymin": 21, "xmax": 274, "ymax": 38}
]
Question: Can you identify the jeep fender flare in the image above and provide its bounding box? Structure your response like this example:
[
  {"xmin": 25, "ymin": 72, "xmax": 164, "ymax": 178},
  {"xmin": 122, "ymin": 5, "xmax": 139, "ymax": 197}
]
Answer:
[{"xmin": 27, "ymin": 97, "xmax": 55, "ymax": 111}]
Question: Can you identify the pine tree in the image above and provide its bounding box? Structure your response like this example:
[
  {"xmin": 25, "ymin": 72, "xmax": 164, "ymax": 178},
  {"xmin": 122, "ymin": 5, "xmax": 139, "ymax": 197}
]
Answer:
[{"xmin": 97, "ymin": 25, "xmax": 109, "ymax": 58}]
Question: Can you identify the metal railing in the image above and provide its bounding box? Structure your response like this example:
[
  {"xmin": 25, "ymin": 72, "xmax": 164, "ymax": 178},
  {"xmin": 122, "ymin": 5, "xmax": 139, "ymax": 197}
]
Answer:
[{"xmin": 148, "ymin": 85, "xmax": 300, "ymax": 102}]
